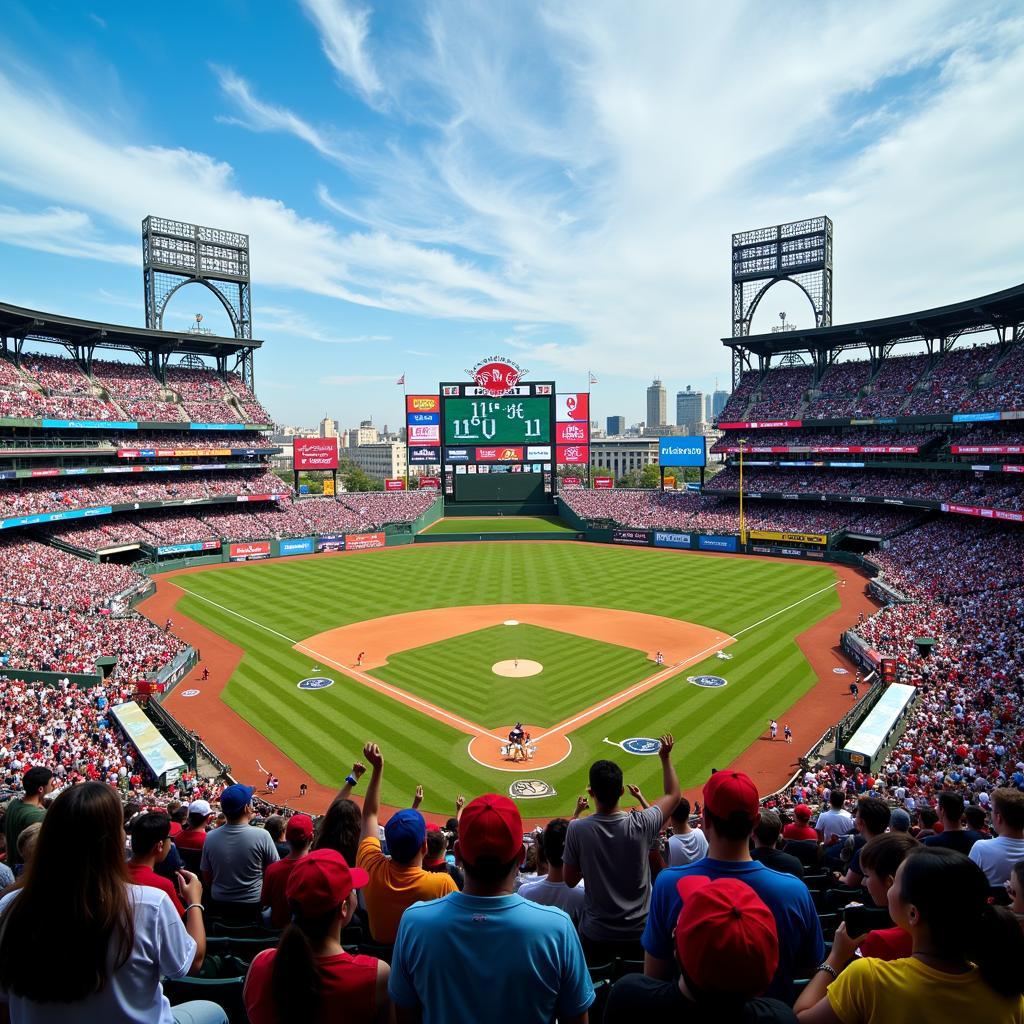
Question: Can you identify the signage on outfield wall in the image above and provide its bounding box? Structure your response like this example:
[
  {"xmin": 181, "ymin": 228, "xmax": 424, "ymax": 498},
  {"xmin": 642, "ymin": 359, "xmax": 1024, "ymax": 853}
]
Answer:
[
  {"xmin": 407, "ymin": 395, "xmax": 440, "ymax": 413},
  {"xmin": 417, "ymin": 476, "xmax": 440, "ymax": 490},
  {"xmin": 407, "ymin": 411, "xmax": 440, "ymax": 425},
  {"xmin": 293, "ymin": 437, "xmax": 339, "ymax": 471},
  {"xmin": 717, "ymin": 420, "xmax": 802, "ymax": 430},
  {"xmin": 385, "ymin": 478, "xmax": 406, "ymax": 491},
  {"xmin": 407, "ymin": 424, "xmax": 441, "ymax": 442},
  {"xmin": 698, "ymin": 535, "xmax": 738, "ymax": 552},
  {"xmin": 751, "ymin": 545, "xmax": 825, "ymax": 559},
  {"xmin": 613, "ymin": 529, "xmax": 651, "ymax": 546},
  {"xmin": 280, "ymin": 537, "xmax": 315, "ymax": 556},
  {"xmin": 229, "ymin": 541, "xmax": 271, "ymax": 561},
  {"xmin": 659, "ymin": 436, "xmax": 706, "ymax": 467},
  {"xmin": 593, "ymin": 476, "xmax": 614, "ymax": 489},
  {"xmin": 476, "ymin": 446, "xmax": 524, "ymax": 462},
  {"xmin": 345, "ymin": 532, "xmax": 386, "ymax": 550},
  {"xmin": 526, "ymin": 445, "xmax": 552, "ymax": 460},
  {"xmin": 561, "ymin": 476, "xmax": 582, "ymax": 487},
  {"xmin": 316, "ymin": 534, "xmax": 346, "ymax": 551},
  {"xmin": 953, "ymin": 445, "xmax": 1024, "ymax": 455},
  {"xmin": 409, "ymin": 446, "xmax": 441, "ymax": 464},
  {"xmin": 156, "ymin": 540, "xmax": 221, "ymax": 556},
  {"xmin": 555, "ymin": 422, "xmax": 588, "ymax": 443},
  {"xmin": 654, "ymin": 532, "xmax": 692, "ymax": 549},
  {"xmin": 556, "ymin": 444, "xmax": 589, "ymax": 465},
  {"xmin": 749, "ymin": 530, "xmax": 827, "ymax": 546},
  {"xmin": 322, "ymin": 479, "xmax": 335, "ymax": 496},
  {"xmin": 555, "ymin": 393, "xmax": 589, "ymax": 422}
]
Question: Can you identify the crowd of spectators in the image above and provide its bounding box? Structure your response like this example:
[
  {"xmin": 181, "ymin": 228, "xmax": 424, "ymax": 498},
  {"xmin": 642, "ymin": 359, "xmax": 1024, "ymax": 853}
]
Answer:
[
  {"xmin": 716, "ymin": 368, "xmax": 762, "ymax": 421},
  {"xmin": 902, "ymin": 345, "xmax": 1002, "ymax": 416},
  {"xmin": 711, "ymin": 429, "xmax": 940, "ymax": 454},
  {"xmin": 226, "ymin": 372, "xmax": 273, "ymax": 423},
  {"xmin": 949, "ymin": 426, "xmax": 1024, "ymax": 452},
  {"xmin": 744, "ymin": 366, "xmax": 816, "ymax": 421}
]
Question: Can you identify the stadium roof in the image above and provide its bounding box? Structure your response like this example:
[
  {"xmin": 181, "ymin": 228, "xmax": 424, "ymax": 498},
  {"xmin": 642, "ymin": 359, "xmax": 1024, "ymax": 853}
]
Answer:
[
  {"xmin": 722, "ymin": 281, "xmax": 1024, "ymax": 357},
  {"xmin": 0, "ymin": 301, "xmax": 264, "ymax": 357}
]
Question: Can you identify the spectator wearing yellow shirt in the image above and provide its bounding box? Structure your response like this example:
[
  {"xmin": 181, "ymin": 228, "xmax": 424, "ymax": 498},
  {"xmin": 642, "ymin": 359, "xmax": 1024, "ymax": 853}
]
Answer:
[
  {"xmin": 355, "ymin": 742, "xmax": 457, "ymax": 945},
  {"xmin": 794, "ymin": 847, "xmax": 1024, "ymax": 1024}
]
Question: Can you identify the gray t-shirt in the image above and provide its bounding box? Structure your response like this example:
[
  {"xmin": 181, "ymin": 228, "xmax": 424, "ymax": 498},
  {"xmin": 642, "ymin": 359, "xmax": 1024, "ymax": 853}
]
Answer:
[
  {"xmin": 666, "ymin": 828, "xmax": 709, "ymax": 867},
  {"xmin": 200, "ymin": 822, "xmax": 278, "ymax": 903},
  {"xmin": 563, "ymin": 806, "xmax": 663, "ymax": 941}
]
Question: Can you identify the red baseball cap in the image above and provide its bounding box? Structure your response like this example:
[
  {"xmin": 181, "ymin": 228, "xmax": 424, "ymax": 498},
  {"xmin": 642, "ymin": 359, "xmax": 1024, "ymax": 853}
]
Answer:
[
  {"xmin": 703, "ymin": 770, "xmax": 759, "ymax": 825},
  {"xmin": 285, "ymin": 813, "xmax": 314, "ymax": 842},
  {"xmin": 794, "ymin": 804, "xmax": 812, "ymax": 821},
  {"xmin": 457, "ymin": 794, "xmax": 522, "ymax": 866},
  {"xmin": 675, "ymin": 876, "xmax": 779, "ymax": 997},
  {"xmin": 285, "ymin": 849, "xmax": 368, "ymax": 917}
]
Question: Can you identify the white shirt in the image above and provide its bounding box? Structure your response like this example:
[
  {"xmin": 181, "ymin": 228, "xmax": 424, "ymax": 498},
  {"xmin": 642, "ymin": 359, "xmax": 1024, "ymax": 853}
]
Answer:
[
  {"xmin": 666, "ymin": 828, "xmax": 709, "ymax": 867},
  {"xmin": 815, "ymin": 808, "xmax": 855, "ymax": 845},
  {"xmin": 518, "ymin": 875, "xmax": 586, "ymax": 925},
  {"xmin": 0, "ymin": 885, "xmax": 194, "ymax": 1023},
  {"xmin": 968, "ymin": 834, "xmax": 1024, "ymax": 886}
]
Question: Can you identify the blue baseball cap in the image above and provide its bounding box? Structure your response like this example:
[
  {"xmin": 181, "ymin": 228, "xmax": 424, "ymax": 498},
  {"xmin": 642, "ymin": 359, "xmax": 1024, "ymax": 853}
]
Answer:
[
  {"xmin": 385, "ymin": 808, "xmax": 427, "ymax": 862},
  {"xmin": 220, "ymin": 783, "xmax": 255, "ymax": 816}
]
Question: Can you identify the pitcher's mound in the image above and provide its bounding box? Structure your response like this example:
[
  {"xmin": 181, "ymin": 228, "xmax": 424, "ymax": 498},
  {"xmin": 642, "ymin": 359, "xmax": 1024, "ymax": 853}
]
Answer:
[{"xmin": 492, "ymin": 659, "xmax": 543, "ymax": 677}]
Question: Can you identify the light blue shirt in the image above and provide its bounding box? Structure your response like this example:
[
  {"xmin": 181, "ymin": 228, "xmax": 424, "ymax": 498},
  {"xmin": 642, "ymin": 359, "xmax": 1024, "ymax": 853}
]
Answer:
[{"xmin": 389, "ymin": 891, "xmax": 594, "ymax": 1023}]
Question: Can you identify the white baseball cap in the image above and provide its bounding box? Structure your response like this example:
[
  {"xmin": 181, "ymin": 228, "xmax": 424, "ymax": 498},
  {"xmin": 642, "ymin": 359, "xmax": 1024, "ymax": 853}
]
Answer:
[{"xmin": 188, "ymin": 799, "xmax": 213, "ymax": 816}]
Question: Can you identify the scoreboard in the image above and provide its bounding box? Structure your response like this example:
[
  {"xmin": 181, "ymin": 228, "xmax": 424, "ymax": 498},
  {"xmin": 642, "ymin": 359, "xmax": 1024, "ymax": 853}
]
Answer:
[{"xmin": 439, "ymin": 380, "xmax": 556, "ymax": 503}]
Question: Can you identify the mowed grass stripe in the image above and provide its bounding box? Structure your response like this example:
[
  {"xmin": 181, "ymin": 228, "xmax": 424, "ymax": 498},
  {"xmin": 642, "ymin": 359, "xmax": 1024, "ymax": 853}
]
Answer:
[{"xmin": 174, "ymin": 544, "xmax": 841, "ymax": 815}]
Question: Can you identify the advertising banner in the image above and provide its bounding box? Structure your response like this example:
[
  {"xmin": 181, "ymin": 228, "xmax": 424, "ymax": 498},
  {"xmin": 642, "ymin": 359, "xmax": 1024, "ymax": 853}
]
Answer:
[
  {"xmin": 613, "ymin": 529, "xmax": 651, "ymax": 546},
  {"xmin": 659, "ymin": 436, "xmax": 706, "ymax": 467},
  {"xmin": 555, "ymin": 393, "xmax": 589, "ymax": 422},
  {"xmin": 293, "ymin": 437, "xmax": 339, "ymax": 470},
  {"xmin": 526, "ymin": 445, "xmax": 552, "ymax": 460},
  {"xmin": 721, "ymin": 445, "xmax": 919, "ymax": 455},
  {"xmin": 409, "ymin": 445, "xmax": 441, "ymax": 464},
  {"xmin": 345, "ymin": 531, "xmax": 387, "ymax": 550},
  {"xmin": 316, "ymin": 534, "xmax": 346, "ymax": 551},
  {"xmin": 42, "ymin": 419, "xmax": 138, "ymax": 430},
  {"xmin": 235, "ymin": 494, "xmax": 279, "ymax": 503},
  {"xmin": 664, "ymin": 476, "xmax": 676, "ymax": 488},
  {"xmin": 942, "ymin": 502, "xmax": 1024, "ymax": 523},
  {"xmin": 593, "ymin": 476, "xmax": 614, "ymax": 489},
  {"xmin": 417, "ymin": 476, "xmax": 441, "ymax": 490},
  {"xmin": 322, "ymin": 478, "xmax": 335, "ymax": 496},
  {"xmin": 556, "ymin": 444, "xmax": 589, "ymax": 465},
  {"xmin": 385, "ymin": 478, "xmax": 407, "ymax": 491},
  {"xmin": 156, "ymin": 540, "xmax": 220, "ymax": 556},
  {"xmin": 407, "ymin": 411, "xmax": 440, "ymax": 425},
  {"xmin": 716, "ymin": 420, "xmax": 802, "ymax": 430},
  {"xmin": 444, "ymin": 447, "xmax": 471, "ymax": 462},
  {"xmin": 698, "ymin": 535, "xmax": 738, "ymax": 552},
  {"xmin": 280, "ymin": 537, "xmax": 315, "ymax": 556},
  {"xmin": 191, "ymin": 422, "xmax": 246, "ymax": 431},
  {"xmin": 749, "ymin": 530, "xmax": 828, "ymax": 545},
  {"xmin": 952, "ymin": 411, "xmax": 1000, "ymax": 423},
  {"xmin": 555, "ymin": 421, "xmax": 589, "ymax": 444},
  {"xmin": 654, "ymin": 531, "xmax": 692, "ymax": 549},
  {"xmin": 1, "ymin": 505, "xmax": 113, "ymax": 531},
  {"xmin": 561, "ymin": 476, "xmax": 582, "ymax": 487},
  {"xmin": 476, "ymin": 446, "xmax": 524, "ymax": 462},
  {"xmin": 407, "ymin": 394, "xmax": 440, "ymax": 413},
  {"xmin": 407, "ymin": 424, "xmax": 441, "ymax": 443},
  {"xmin": 229, "ymin": 541, "xmax": 271, "ymax": 560},
  {"xmin": 952, "ymin": 445, "xmax": 1024, "ymax": 455}
]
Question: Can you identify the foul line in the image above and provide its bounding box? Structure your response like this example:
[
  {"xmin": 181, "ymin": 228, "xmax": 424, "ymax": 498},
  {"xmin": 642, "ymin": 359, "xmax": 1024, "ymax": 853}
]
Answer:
[
  {"xmin": 171, "ymin": 584, "xmax": 506, "ymax": 742},
  {"xmin": 174, "ymin": 576, "xmax": 841, "ymax": 747}
]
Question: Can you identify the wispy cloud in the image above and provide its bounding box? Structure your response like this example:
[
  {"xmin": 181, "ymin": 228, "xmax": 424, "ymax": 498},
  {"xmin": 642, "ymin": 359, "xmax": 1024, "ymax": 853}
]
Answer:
[
  {"xmin": 300, "ymin": 0, "xmax": 383, "ymax": 105},
  {"xmin": 258, "ymin": 305, "xmax": 390, "ymax": 345},
  {"xmin": 0, "ymin": 205, "xmax": 135, "ymax": 263},
  {"xmin": 404, "ymin": 348, "xmax": 435, "ymax": 357},
  {"xmin": 320, "ymin": 373, "xmax": 395, "ymax": 385}
]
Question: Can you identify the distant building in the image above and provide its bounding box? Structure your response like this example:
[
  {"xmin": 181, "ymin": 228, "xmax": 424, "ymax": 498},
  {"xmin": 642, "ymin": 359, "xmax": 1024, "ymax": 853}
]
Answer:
[
  {"xmin": 712, "ymin": 388, "xmax": 730, "ymax": 419},
  {"xmin": 347, "ymin": 441, "xmax": 407, "ymax": 481},
  {"xmin": 589, "ymin": 437, "xmax": 660, "ymax": 479},
  {"xmin": 676, "ymin": 386, "xmax": 703, "ymax": 433},
  {"xmin": 703, "ymin": 394, "xmax": 713, "ymax": 421},
  {"xmin": 319, "ymin": 416, "xmax": 338, "ymax": 439},
  {"xmin": 606, "ymin": 415, "xmax": 625, "ymax": 435},
  {"xmin": 347, "ymin": 420, "xmax": 379, "ymax": 449},
  {"xmin": 646, "ymin": 380, "xmax": 667, "ymax": 428}
]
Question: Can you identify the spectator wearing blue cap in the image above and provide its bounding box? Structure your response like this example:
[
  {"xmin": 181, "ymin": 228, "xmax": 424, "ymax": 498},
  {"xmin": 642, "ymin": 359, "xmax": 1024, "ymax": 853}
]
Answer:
[
  {"xmin": 356, "ymin": 743, "xmax": 457, "ymax": 944},
  {"xmin": 201, "ymin": 783, "xmax": 279, "ymax": 923}
]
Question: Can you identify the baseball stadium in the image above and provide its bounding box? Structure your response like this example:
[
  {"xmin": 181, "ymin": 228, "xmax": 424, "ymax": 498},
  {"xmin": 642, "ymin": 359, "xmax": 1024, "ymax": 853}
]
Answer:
[{"xmin": 3, "ymin": 28, "xmax": 1024, "ymax": 1020}]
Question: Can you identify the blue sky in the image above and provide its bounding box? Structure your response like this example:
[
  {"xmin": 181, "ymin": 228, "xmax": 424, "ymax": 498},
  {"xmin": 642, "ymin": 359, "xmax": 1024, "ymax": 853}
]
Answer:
[{"xmin": 1, "ymin": 1, "xmax": 1022, "ymax": 429}]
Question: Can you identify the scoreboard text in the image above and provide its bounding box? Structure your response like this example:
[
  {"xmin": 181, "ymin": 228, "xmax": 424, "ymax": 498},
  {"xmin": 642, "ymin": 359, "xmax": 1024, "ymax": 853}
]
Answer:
[{"xmin": 443, "ymin": 397, "xmax": 552, "ymax": 445}]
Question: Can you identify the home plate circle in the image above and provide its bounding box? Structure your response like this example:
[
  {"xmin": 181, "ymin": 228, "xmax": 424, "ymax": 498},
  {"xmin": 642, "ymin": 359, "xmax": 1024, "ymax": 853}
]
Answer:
[{"xmin": 492, "ymin": 659, "xmax": 542, "ymax": 677}]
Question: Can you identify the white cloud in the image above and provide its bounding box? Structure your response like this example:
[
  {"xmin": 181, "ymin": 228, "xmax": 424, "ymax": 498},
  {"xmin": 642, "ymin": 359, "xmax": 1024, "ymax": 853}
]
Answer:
[
  {"xmin": 300, "ymin": 0, "xmax": 383, "ymax": 104},
  {"xmin": 320, "ymin": 373, "xmax": 395, "ymax": 384},
  {"xmin": 0, "ymin": 205, "xmax": 135, "ymax": 263},
  {"xmin": 258, "ymin": 305, "xmax": 390, "ymax": 345}
]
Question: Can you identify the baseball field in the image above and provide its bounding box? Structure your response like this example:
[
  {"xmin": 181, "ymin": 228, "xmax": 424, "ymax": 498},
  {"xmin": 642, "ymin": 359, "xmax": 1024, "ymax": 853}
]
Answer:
[{"xmin": 152, "ymin": 542, "xmax": 868, "ymax": 820}]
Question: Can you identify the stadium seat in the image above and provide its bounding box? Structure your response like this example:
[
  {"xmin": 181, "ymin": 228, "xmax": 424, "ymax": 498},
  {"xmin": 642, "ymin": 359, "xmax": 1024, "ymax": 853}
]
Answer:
[
  {"xmin": 611, "ymin": 957, "xmax": 645, "ymax": 980},
  {"xmin": 206, "ymin": 920, "xmax": 281, "ymax": 941},
  {"xmin": 163, "ymin": 976, "xmax": 245, "ymax": 1024},
  {"xmin": 204, "ymin": 936, "xmax": 278, "ymax": 964},
  {"xmin": 587, "ymin": 962, "xmax": 615, "ymax": 983},
  {"xmin": 590, "ymin": 979, "xmax": 612, "ymax": 1021},
  {"xmin": 784, "ymin": 840, "xmax": 822, "ymax": 869}
]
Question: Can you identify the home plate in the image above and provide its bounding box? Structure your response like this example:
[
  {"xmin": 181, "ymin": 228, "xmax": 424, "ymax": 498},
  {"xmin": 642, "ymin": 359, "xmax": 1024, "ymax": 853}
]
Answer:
[
  {"xmin": 504, "ymin": 620, "xmax": 519, "ymax": 625},
  {"xmin": 492, "ymin": 659, "xmax": 542, "ymax": 677}
]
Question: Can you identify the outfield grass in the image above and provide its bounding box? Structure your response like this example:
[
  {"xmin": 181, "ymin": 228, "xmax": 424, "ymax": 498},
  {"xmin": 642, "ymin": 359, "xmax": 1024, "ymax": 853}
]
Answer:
[
  {"xmin": 422, "ymin": 515, "xmax": 577, "ymax": 533},
  {"xmin": 172, "ymin": 543, "xmax": 839, "ymax": 817},
  {"xmin": 371, "ymin": 624, "xmax": 652, "ymax": 727}
]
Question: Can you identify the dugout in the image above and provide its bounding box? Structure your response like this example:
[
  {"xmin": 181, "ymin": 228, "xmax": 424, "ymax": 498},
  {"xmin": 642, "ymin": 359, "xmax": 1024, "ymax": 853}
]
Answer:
[{"xmin": 836, "ymin": 682, "xmax": 918, "ymax": 772}]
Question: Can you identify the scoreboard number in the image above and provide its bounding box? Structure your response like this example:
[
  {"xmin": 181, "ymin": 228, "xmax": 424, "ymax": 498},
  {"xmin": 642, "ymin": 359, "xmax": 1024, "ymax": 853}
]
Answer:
[{"xmin": 451, "ymin": 400, "xmax": 543, "ymax": 442}]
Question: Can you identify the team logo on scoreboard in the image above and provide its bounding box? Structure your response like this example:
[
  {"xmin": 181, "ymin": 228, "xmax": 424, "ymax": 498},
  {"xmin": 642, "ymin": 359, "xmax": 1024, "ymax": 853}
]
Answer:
[
  {"xmin": 466, "ymin": 356, "xmax": 527, "ymax": 397},
  {"xmin": 687, "ymin": 675, "xmax": 728, "ymax": 688},
  {"xmin": 509, "ymin": 779, "xmax": 556, "ymax": 799}
]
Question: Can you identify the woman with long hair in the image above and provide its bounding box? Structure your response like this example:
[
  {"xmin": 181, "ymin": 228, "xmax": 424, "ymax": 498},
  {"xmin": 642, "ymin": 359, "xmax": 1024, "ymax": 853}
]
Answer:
[
  {"xmin": 0, "ymin": 781, "xmax": 224, "ymax": 1024},
  {"xmin": 795, "ymin": 846, "xmax": 1024, "ymax": 1022},
  {"xmin": 243, "ymin": 848, "xmax": 391, "ymax": 1024},
  {"xmin": 313, "ymin": 796, "xmax": 362, "ymax": 865}
]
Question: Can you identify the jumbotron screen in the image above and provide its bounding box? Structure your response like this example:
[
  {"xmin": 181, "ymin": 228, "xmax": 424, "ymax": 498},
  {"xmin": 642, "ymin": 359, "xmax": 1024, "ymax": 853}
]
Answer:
[{"xmin": 443, "ymin": 396, "xmax": 552, "ymax": 445}]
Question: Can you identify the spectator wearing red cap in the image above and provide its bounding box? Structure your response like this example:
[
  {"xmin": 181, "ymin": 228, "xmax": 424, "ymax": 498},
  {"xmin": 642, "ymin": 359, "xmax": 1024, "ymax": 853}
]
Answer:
[
  {"xmin": 260, "ymin": 814, "xmax": 315, "ymax": 929},
  {"xmin": 244, "ymin": 849, "xmax": 390, "ymax": 1024},
  {"xmin": 355, "ymin": 743, "xmax": 456, "ymax": 945},
  {"xmin": 783, "ymin": 804, "xmax": 818, "ymax": 843},
  {"xmin": 563, "ymin": 734, "xmax": 680, "ymax": 963},
  {"xmin": 606, "ymin": 875, "xmax": 797, "ymax": 1022},
  {"xmin": 643, "ymin": 770, "xmax": 823, "ymax": 1003},
  {"xmin": 389, "ymin": 793, "xmax": 594, "ymax": 1024}
]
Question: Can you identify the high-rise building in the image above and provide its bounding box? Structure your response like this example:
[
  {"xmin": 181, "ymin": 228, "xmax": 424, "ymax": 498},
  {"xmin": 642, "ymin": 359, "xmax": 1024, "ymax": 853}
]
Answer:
[
  {"xmin": 704, "ymin": 394, "xmax": 713, "ymax": 421},
  {"xmin": 712, "ymin": 388, "xmax": 730, "ymax": 419},
  {"xmin": 347, "ymin": 420, "xmax": 379, "ymax": 449},
  {"xmin": 347, "ymin": 440, "xmax": 407, "ymax": 481},
  {"xmin": 319, "ymin": 416, "xmax": 337, "ymax": 439},
  {"xmin": 606, "ymin": 415, "xmax": 626, "ymax": 436},
  {"xmin": 646, "ymin": 380, "xmax": 667, "ymax": 428},
  {"xmin": 676, "ymin": 386, "xmax": 703, "ymax": 434}
]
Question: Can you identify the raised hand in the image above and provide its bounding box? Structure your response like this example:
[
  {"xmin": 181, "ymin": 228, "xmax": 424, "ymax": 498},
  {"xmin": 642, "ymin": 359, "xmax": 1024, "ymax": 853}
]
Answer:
[
  {"xmin": 658, "ymin": 734, "xmax": 675, "ymax": 759},
  {"xmin": 412, "ymin": 784, "xmax": 424, "ymax": 808},
  {"xmin": 363, "ymin": 743, "xmax": 383, "ymax": 770},
  {"xmin": 351, "ymin": 762, "xmax": 366, "ymax": 778}
]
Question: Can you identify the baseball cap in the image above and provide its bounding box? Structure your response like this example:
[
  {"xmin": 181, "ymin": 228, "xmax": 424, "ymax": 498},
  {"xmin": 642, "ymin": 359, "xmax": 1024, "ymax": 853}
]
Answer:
[
  {"xmin": 794, "ymin": 803, "xmax": 812, "ymax": 821},
  {"xmin": 675, "ymin": 876, "xmax": 779, "ymax": 997},
  {"xmin": 384, "ymin": 808, "xmax": 427, "ymax": 863},
  {"xmin": 703, "ymin": 770, "xmax": 759, "ymax": 825},
  {"xmin": 219, "ymin": 784, "xmax": 255, "ymax": 817},
  {"xmin": 458, "ymin": 794, "xmax": 522, "ymax": 866},
  {"xmin": 285, "ymin": 849, "xmax": 368, "ymax": 918},
  {"xmin": 187, "ymin": 799, "xmax": 212, "ymax": 817},
  {"xmin": 890, "ymin": 808, "xmax": 911, "ymax": 832},
  {"xmin": 286, "ymin": 813, "xmax": 314, "ymax": 842}
]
